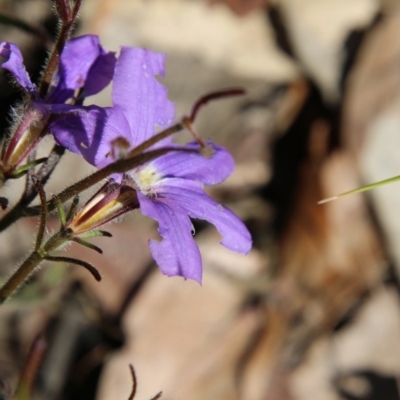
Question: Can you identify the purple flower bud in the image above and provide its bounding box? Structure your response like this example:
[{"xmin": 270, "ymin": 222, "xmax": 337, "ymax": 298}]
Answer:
[{"xmin": 68, "ymin": 180, "xmax": 139, "ymax": 235}]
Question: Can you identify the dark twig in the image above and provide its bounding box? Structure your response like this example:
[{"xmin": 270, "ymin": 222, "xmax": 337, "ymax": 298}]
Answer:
[
  {"xmin": 0, "ymin": 197, "xmax": 8, "ymax": 210},
  {"xmin": 188, "ymin": 88, "xmax": 246, "ymax": 122},
  {"xmin": 0, "ymin": 13, "xmax": 52, "ymax": 48},
  {"xmin": 149, "ymin": 392, "xmax": 163, "ymax": 400},
  {"xmin": 24, "ymin": 150, "xmax": 38, "ymax": 201},
  {"xmin": 128, "ymin": 364, "xmax": 137, "ymax": 400},
  {"xmin": 34, "ymin": 144, "xmax": 65, "ymax": 188},
  {"xmin": 127, "ymin": 364, "xmax": 162, "ymax": 400}
]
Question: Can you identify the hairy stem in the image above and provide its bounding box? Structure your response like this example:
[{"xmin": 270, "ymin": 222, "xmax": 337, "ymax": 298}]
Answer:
[
  {"xmin": 0, "ymin": 231, "xmax": 67, "ymax": 303},
  {"xmin": 38, "ymin": 0, "xmax": 82, "ymax": 96},
  {"xmin": 0, "ymin": 251, "xmax": 42, "ymax": 304}
]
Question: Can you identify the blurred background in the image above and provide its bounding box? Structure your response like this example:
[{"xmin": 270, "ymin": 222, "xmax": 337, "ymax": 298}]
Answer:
[{"xmin": 1, "ymin": 0, "xmax": 400, "ymax": 399}]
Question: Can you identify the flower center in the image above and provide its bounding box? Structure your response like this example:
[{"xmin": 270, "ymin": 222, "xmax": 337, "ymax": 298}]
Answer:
[{"xmin": 134, "ymin": 165, "xmax": 162, "ymax": 195}]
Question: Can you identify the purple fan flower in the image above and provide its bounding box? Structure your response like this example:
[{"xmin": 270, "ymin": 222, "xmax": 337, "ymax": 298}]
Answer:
[
  {"xmin": 0, "ymin": 35, "xmax": 116, "ymax": 115},
  {"xmin": 52, "ymin": 47, "xmax": 252, "ymax": 283},
  {"xmin": 0, "ymin": 35, "xmax": 116, "ymax": 171}
]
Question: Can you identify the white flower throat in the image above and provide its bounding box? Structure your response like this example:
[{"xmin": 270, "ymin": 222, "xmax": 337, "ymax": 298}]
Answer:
[{"xmin": 132, "ymin": 165, "xmax": 162, "ymax": 195}]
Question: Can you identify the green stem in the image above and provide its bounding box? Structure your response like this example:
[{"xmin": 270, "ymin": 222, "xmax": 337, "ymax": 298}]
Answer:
[
  {"xmin": 0, "ymin": 251, "xmax": 42, "ymax": 304},
  {"xmin": 0, "ymin": 231, "xmax": 68, "ymax": 304}
]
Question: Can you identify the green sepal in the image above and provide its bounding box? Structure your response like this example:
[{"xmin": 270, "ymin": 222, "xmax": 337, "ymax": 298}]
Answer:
[
  {"xmin": 72, "ymin": 237, "xmax": 103, "ymax": 254},
  {"xmin": 54, "ymin": 196, "xmax": 66, "ymax": 227},
  {"xmin": 9, "ymin": 157, "xmax": 48, "ymax": 179},
  {"xmin": 66, "ymin": 195, "xmax": 79, "ymax": 223},
  {"xmin": 44, "ymin": 255, "xmax": 101, "ymax": 281},
  {"xmin": 78, "ymin": 230, "xmax": 112, "ymax": 239}
]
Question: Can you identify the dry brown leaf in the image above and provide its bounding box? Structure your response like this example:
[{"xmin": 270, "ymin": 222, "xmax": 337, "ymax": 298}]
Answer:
[{"xmin": 342, "ymin": 2, "xmax": 400, "ymax": 151}]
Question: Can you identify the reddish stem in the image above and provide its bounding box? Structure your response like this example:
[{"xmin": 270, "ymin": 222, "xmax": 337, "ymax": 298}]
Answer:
[{"xmin": 189, "ymin": 88, "xmax": 246, "ymax": 122}]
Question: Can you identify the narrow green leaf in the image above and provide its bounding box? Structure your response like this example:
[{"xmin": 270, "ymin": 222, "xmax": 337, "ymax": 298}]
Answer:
[
  {"xmin": 72, "ymin": 237, "xmax": 103, "ymax": 254},
  {"xmin": 9, "ymin": 158, "xmax": 48, "ymax": 179},
  {"xmin": 54, "ymin": 196, "xmax": 66, "ymax": 227},
  {"xmin": 318, "ymin": 174, "xmax": 400, "ymax": 205},
  {"xmin": 79, "ymin": 230, "xmax": 112, "ymax": 239},
  {"xmin": 44, "ymin": 256, "xmax": 101, "ymax": 281}
]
